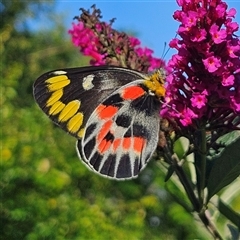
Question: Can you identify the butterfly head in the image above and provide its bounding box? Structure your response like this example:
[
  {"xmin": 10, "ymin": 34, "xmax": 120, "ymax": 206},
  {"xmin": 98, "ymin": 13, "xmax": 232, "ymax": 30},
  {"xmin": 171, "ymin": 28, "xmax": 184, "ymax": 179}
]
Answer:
[{"xmin": 143, "ymin": 68, "xmax": 166, "ymax": 99}]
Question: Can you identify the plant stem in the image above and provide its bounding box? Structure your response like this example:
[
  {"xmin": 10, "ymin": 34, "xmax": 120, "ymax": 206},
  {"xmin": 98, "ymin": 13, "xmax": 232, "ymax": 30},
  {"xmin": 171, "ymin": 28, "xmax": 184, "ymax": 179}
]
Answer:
[
  {"xmin": 194, "ymin": 129, "xmax": 207, "ymax": 206},
  {"xmin": 199, "ymin": 129, "xmax": 207, "ymax": 205},
  {"xmin": 163, "ymin": 145, "xmax": 223, "ymax": 239},
  {"xmin": 198, "ymin": 210, "xmax": 223, "ymax": 240},
  {"xmin": 163, "ymin": 146, "xmax": 200, "ymax": 212}
]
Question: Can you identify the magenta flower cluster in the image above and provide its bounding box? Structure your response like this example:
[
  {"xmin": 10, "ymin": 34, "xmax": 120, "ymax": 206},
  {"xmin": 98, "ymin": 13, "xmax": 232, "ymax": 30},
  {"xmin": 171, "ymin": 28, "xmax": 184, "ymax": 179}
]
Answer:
[
  {"xmin": 161, "ymin": 0, "xmax": 240, "ymax": 127},
  {"xmin": 68, "ymin": 8, "xmax": 163, "ymax": 72}
]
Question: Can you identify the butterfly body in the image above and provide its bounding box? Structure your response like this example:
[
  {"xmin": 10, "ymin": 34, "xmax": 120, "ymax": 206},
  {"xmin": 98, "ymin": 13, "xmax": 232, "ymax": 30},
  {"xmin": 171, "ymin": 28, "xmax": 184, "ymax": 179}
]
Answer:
[{"xmin": 33, "ymin": 66, "xmax": 165, "ymax": 180}]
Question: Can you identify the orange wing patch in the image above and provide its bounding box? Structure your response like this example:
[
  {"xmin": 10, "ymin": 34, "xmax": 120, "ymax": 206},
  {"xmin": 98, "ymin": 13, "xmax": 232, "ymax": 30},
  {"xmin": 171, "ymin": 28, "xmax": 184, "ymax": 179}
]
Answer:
[
  {"xmin": 97, "ymin": 120, "xmax": 114, "ymax": 143},
  {"xmin": 96, "ymin": 104, "xmax": 119, "ymax": 119},
  {"xmin": 121, "ymin": 86, "xmax": 145, "ymax": 100},
  {"xmin": 133, "ymin": 137, "xmax": 146, "ymax": 153}
]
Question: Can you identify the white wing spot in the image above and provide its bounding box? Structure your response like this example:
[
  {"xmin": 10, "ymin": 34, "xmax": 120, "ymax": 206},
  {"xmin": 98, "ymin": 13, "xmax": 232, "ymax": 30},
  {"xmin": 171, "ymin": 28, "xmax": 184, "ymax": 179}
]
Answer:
[
  {"xmin": 82, "ymin": 74, "xmax": 95, "ymax": 90},
  {"xmin": 52, "ymin": 70, "xmax": 67, "ymax": 75}
]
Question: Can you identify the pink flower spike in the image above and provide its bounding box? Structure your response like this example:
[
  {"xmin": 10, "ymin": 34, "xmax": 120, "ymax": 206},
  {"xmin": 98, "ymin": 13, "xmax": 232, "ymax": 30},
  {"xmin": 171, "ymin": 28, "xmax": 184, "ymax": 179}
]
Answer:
[
  {"xmin": 164, "ymin": 0, "xmax": 240, "ymax": 128},
  {"xmin": 202, "ymin": 56, "xmax": 222, "ymax": 73}
]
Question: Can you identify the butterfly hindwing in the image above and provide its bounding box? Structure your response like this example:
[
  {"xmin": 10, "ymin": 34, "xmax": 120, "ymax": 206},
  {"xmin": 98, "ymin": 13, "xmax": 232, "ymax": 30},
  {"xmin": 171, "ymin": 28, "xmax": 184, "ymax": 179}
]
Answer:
[{"xmin": 77, "ymin": 80, "xmax": 162, "ymax": 179}]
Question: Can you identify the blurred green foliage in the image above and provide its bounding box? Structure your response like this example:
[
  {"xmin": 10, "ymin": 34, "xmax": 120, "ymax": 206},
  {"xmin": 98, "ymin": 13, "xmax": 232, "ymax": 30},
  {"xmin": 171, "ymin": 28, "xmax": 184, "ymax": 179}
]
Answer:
[{"xmin": 1, "ymin": 1, "xmax": 208, "ymax": 239}]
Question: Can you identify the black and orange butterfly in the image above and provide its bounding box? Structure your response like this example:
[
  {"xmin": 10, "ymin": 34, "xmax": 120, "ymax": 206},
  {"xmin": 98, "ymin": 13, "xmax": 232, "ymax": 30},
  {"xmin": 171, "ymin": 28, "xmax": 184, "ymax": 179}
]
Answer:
[{"xmin": 33, "ymin": 66, "xmax": 166, "ymax": 180}]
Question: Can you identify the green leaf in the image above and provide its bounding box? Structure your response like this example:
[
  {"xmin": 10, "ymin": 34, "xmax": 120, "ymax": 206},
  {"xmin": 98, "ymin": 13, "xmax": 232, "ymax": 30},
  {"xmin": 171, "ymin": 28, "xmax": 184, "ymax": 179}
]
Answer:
[
  {"xmin": 217, "ymin": 198, "xmax": 240, "ymax": 229},
  {"xmin": 227, "ymin": 224, "xmax": 240, "ymax": 240},
  {"xmin": 173, "ymin": 137, "xmax": 189, "ymax": 160},
  {"xmin": 206, "ymin": 137, "xmax": 240, "ymax": 201},
  {"xmin": 165, "ymin": 165, "xmax": 175, "ymax": 182},
  {"xmin": 217, "ymin": 130, "xmax": 240, "ymax": 147}
]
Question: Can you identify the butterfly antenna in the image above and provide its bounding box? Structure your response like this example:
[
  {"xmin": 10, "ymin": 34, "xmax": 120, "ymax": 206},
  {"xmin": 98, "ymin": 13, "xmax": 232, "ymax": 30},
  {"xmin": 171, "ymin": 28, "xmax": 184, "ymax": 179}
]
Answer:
[
  {"xmin": 161, "ymin": 33, "xmax": 179, "ymax": 61},
  {"xmin": 161, "ymin": 42, "xmax": 170, "ymax": 60}
]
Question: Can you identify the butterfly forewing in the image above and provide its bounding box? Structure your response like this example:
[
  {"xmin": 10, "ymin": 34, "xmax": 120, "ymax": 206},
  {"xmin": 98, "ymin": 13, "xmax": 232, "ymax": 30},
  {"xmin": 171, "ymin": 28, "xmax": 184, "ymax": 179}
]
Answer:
[
  {"xmin": 33, "ymin": 66, "xmax": 146, "ymax": 139},
  {"xmin": 77, "ymin": 80, "xmax": 162, "ymax": 179}
]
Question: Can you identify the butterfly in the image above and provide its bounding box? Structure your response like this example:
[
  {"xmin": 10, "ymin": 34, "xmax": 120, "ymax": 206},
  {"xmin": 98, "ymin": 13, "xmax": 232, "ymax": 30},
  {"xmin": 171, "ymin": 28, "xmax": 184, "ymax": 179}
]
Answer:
[{"xmin": 33, "ymin": 65, "xmax": 166, "ymax": 180}]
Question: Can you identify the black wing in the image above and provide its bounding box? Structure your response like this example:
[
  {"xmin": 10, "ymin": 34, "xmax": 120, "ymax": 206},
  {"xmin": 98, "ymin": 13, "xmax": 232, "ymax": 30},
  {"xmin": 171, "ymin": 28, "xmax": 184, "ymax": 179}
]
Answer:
[{"xmin": 33, "ymin": 66, "xmax": 146, "ymax": 138}]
